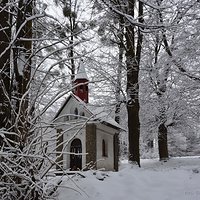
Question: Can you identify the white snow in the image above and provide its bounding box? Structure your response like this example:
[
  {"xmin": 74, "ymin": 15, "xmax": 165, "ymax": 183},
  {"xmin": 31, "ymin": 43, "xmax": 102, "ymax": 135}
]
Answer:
[
  {"xmin": 56, "ymin": 156, "xmax": 200, "ymax": 200},
  {"xmin": 74, "ymin": 60, "xmax": 89, "ymax": 81},
  {"xmin": 90, "ymin": 106, "xmax": 124, "ymax": 130}
]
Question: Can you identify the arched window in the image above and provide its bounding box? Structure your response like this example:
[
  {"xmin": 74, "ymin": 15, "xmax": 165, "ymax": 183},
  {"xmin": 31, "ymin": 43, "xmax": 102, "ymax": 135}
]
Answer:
[
  {"xmin": 70, "ymin": 138, "xmax": 82, "ymax": 170},
  {"xmin": 80, "ymin": 111, "xmax": 85, "ymax": 117},
  {"xmin": 64, "ymin": 115, "xmax": 69, "ymax": 121},
  {"xmin": 102, "ymin": 139, "xmax": 107, "ymax": 157},
  {"xmin": 80, "ymin": 85, "xmax": 83, "ymax": 92},
  {"xmin": 74, "ymin": 108, "xmax": 78, "ymax": 119}
]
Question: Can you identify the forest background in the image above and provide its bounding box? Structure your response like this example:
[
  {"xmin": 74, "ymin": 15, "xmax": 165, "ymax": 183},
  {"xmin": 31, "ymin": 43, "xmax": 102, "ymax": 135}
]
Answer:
[{"xmin": 0, "ymin": 0, "xmax": 200, "ymax": 199}]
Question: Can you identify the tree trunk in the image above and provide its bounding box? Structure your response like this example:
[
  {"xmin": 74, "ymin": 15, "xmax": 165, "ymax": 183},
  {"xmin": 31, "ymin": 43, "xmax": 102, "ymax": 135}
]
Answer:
[
  {"xmin": 155, "ymin": 57, "xmax": 169, "ymax": 161},
  {"xmin": 115, "ymin": 19, "xmax": 124, "ymax": 124},
  {"xmin": 0, "ymin": 0, "xmax": 12, "ymax": 147},
  {"xmin": 156, "ymin": 79, "xmax": 170, "ymax": 161},
  {"xmin": 153, "ymin": 6, "xmax": 169, "ymax": 160},
  {"xmin": 158, "ymin": 122, "xmax": 168, "ymax": 160},
  {"xmin": 127, "ymin": 99, "xmax": 140, "ymax": 166},
  {"xmin": 126, "ymin": 32, "xmax": 140, "ymax": 166},
  {"xmin": 156, "ymin": 87, "xmax": 169, "ymax": 160},
  {"xmin": 126, "ymin": 52, "xmax": 140, "ymax": 166},
  {"xmin": 12, "ymin": 0, "xmax": 33, "ymax": 147},
  {"xmin": 125, "ymin": 0, "xmax": 143, "ymax": 167},
  {"xmin": 0, "ymin": 0, "xmax": 11, "ymax": 131}
]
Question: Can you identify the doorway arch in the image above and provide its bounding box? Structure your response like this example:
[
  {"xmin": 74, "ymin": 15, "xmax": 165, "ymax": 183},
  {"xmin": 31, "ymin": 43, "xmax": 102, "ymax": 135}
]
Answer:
[{"xmin": 70, "ymin": 138, "xmax": 82, "ymax": 170}]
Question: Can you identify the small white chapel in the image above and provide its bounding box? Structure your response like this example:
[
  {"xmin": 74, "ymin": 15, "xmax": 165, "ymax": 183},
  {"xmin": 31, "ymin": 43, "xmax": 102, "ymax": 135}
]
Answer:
[{"xmin": 53, "ymin": 61, "xmax": 121, "ymax": 171}]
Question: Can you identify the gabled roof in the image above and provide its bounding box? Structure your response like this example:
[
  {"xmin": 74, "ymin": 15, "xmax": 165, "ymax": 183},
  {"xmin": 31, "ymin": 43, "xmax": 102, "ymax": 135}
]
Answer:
[
  {"xmin": 53, "ymin": 93, "xmax": 124, "ymax": 130},
  {"xmin": 87, "ymin": 106, "xmax": 123, "ymax": 130},
  {"xmin": 53, "ymin": 93, "xmax": 90, "ymax": 120}
]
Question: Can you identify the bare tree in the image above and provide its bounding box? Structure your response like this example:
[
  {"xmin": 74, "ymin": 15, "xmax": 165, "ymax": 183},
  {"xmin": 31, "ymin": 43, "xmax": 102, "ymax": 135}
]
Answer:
[
  {"xmin": 0, "ymin": 0, "xmax": 11, "ymax": 132},
  {"xmin": 139, "ymin": 0, "xmax": 200, "ymax": 159},
  {"xmin": 0, "ymin": 0, "xmax": 93, "ymax": 198},
  {"xmin": 96, "ymin": 0, "xmax": 144, "ymax": 166}
]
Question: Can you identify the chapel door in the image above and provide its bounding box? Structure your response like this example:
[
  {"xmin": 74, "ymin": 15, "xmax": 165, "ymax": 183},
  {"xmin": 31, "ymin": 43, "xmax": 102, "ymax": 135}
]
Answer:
[{"xmin": 70, "ymin": 139, "xmax": 82, "ymax": 170}]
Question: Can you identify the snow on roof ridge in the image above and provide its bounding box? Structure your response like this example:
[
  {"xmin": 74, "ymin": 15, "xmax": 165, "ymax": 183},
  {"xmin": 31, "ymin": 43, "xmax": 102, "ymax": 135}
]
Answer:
[
  {"xmin": 54, "ymin": 93, "xmax": 125, "ymax": 130},
  {"xmin": 81, "ymin": 102, "xmax": 124, "ymax": 130},
  {"xmin": 74, "ymin": 59, "xmax": 89, "ymax": 81}
]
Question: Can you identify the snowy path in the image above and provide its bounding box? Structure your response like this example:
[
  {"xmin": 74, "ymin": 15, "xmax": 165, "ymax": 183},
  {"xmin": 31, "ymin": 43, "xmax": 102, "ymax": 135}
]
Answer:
[{"xmin": 57, "ymin": 157, "xmax": 200, "ymax": 200}]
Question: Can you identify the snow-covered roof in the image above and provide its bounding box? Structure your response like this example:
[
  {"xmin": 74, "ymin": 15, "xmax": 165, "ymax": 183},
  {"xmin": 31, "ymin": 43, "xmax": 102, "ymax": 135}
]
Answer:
[
  {"xmin": 74, "ymin": 60, "xmax": 88, "ymax": 81},
  {"xmin": 54, "ymin": 93, "xmax": 124, "ymax": 130},
  {"xmin": 87, "ymin": 106, "xmax": 124, "ymax": 130}
]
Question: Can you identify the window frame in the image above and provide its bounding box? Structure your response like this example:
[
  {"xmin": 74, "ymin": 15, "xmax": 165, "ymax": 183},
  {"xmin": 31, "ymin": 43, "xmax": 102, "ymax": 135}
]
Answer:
[{"xmin": 102, "ymin": 139, "xmax": 108, "ymax": 157}]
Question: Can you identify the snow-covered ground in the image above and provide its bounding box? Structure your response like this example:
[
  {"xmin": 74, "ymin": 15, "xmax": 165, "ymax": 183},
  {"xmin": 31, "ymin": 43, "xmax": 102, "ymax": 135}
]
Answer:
[{"xmin": 56, "ymin": 157, "xmax": 200, "ymax": 200}]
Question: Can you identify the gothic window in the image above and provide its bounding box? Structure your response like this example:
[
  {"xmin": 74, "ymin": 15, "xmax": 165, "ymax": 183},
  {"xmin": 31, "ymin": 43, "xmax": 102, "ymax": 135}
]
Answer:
[
  {"xmin": 80, "ymin": 111, "xmax": 85, "ymax": 117},
  {"xmin": 102, "ymin": 139, "xmax": 107, "ymax": 157},
  {"xmin": 74, "ymin": 108, "xmax": 78, "ymax": 119},
  {"xmin": 70, "ymin": 138, "xmax": 82, "ymax": 170},
  {"xmin": 64, "ymin": 115, "xmax": 69, "ymax": 121}
]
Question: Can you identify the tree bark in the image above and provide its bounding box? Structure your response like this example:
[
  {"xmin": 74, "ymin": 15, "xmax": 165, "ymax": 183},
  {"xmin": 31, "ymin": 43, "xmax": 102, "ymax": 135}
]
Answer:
[
  {"xmin": 115, "ymin": 18, "xmax": 124, "ymax": 124},
  {"xmin": 127, "ymin": 98, "xmax": 140, "ymax": 166},
  {"xmin": 12, "ymin": 0, "xmax": 33, "ymax": 147},
  {"xmin": 0, "ymin": 0, "xmax": 12, "ymax": 148},
  {"xmin": 155, "ymin": 0, "xmax": 169, "ymax": 160},
  {"xmin": 158, "ymin": 123, "xmax": 168, "ymax": 160},
  {"xmin": 99, "ymin": 0, "xmax": 144, "ymax": 167},
  {"xmin": 0, "ymin": 0, "xmax": 11, "ymax": 131},
  {"xmin": 125, "ymin": 0, "xmax": 143, "ymax": 167},
  {"xmin": 156, "ymin": 84, "xmax": 169, "ymax": 160},
  {"xmin": 157, "ymin": 87, "xmax": 169, "ymax": 160}
]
